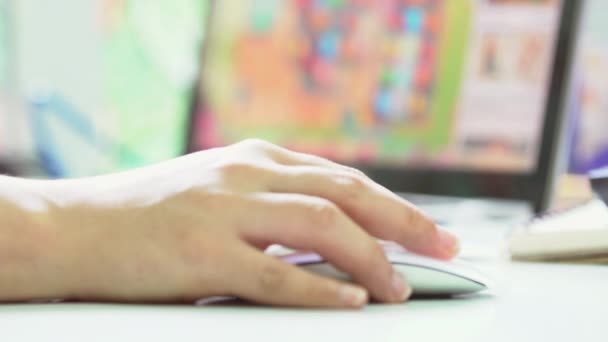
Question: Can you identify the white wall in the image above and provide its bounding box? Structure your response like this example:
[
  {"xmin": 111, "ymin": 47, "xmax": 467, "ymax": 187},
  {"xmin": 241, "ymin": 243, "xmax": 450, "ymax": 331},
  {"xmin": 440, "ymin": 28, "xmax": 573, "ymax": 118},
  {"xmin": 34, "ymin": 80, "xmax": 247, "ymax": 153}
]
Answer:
[
  {"xmin": 14, "ymin": 0, "xmax": 111, "ymax": 155},
  {"xmin": 3, "ymin": 0, "xmax": 206, "ymax": 176}
]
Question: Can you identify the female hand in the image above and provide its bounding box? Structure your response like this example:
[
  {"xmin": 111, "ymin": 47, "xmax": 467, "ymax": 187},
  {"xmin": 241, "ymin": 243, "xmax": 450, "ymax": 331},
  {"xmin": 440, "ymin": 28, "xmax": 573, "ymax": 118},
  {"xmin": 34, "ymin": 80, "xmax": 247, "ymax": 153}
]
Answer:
[{"xmin": 20, "ymin": 139, "xmax": 459, "ymax": 308}]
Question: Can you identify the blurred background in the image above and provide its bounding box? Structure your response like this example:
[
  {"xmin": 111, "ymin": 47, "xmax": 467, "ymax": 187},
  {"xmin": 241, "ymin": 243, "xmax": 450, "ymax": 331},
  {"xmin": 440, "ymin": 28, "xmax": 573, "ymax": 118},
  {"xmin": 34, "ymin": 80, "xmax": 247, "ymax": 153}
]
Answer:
[
  {"xmin": 0, "ymin": 0, "xmax": 206, "ymax": 176},
  {"xmin": 0, "ymin": 0, "xmax": 606, "ymax": 187}
]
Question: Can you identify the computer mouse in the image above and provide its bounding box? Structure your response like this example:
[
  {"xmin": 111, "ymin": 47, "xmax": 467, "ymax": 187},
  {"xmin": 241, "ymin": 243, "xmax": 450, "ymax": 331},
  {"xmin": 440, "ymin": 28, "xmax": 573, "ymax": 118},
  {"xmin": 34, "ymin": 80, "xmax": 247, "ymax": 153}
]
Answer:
[{"xmin": 279, "ymin": 242, "xmax": 491, "ymax": 297}]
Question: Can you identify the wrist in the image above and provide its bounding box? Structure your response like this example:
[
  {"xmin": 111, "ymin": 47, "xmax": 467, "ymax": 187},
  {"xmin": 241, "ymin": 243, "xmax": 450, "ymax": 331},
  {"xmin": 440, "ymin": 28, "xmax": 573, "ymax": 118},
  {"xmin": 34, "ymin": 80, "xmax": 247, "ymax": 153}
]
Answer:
[
  {"xmin": 40, "ymin": 178, "xmax": 111, "ymax": 300},
  {"xmin": 40, "ymin": 177, "xmax": 140, "ymax": 301},
  {"xmin": 0, "ymin": 177, "xmax": 80, "ymax": 301}
]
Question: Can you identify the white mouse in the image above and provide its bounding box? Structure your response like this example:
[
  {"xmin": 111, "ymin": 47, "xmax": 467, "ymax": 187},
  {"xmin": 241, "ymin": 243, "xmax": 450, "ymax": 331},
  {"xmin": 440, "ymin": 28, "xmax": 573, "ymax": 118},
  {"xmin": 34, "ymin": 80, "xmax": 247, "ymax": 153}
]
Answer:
[{"xmin": 279, "ymin": 242, "xmax": 491, "ymax": 297}]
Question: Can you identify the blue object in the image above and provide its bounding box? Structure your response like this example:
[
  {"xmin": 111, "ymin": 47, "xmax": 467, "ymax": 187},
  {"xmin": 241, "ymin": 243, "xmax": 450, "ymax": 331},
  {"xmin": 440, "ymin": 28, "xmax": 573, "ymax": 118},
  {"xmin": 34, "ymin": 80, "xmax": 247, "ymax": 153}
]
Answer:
[
  {"xmin": 374, "ymin": 90, "xmax": 392, "ymax": 120},
  {"xmin": 567, "ymin": 75, "xmax": 608, "ymax": 173},
  {"xmin": 28, "ymin": 93, "xmax": 141, "ymax": 178},
  {"xmin": 317, "ymin": 31, "xmax": 340, "ymax": 60},
  {"xmin": 404, "ymin": 8, "xmax": 424, "ymax": 33}
]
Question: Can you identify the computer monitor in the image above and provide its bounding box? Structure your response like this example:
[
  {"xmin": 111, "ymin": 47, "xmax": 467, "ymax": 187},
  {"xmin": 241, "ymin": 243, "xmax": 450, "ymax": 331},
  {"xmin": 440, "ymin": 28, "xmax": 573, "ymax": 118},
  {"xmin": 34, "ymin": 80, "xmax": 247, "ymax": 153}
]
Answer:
[
  {"xmin": 0, "ymin": 0, "xmax": 12, "ymax": 156},
  {"xmin": 568, "ymin": 0, "xmax": 608, "ymax": 174},
  {"xmin": 190, "ymin": 0, "xmax": 581, "ymax": 212}
]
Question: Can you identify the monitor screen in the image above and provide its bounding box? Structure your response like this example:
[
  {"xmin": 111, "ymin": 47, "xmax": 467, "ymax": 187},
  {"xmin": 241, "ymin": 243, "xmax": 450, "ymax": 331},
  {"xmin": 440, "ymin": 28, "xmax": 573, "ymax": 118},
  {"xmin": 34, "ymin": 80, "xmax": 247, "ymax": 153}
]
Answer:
[
  {"xmin": 194, "ymin": 0, "xmax": 564, "ymax": 173},
  {"xmin": 568, "ymin": 0, "xmax": 608, "ymax": 174},
  {"xmin": 0, "ymin": 0, "xmax": 9, "ymax": 107},
  {"xmin": 0, "ymin": 0, "xmax": 11, "ymax": 155}
]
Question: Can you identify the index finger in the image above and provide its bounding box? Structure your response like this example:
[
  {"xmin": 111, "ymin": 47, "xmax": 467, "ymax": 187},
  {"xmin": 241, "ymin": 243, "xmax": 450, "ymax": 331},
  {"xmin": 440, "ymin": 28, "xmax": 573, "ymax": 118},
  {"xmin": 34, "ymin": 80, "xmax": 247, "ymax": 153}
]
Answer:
[{"xmin": 266, "ymin": 165, "xmax": 459, "ymax": 260}]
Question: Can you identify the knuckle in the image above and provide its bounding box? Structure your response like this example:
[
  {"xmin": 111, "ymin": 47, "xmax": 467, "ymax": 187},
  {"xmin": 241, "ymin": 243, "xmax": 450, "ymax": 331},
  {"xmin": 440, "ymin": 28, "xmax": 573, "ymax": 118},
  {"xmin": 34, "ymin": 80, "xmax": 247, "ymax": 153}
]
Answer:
[
  {"xmin": 365, "ymin": 239, "xmax": 387, "ymax": 263},
  {"xmin": 422, "ymin": 219, "xmax": 440, "ymax": 242},
  {"xmin": 344, "ymin": 166, "xmax": 368, "ymax": 178},
  {"xmin": 219, "ymin": 161, "xmax": 262, "ymax": 178},
  {"xmin": 215, "ymin": 161, "xmax": 269, "ymax": 191},
  {"xmin": 401, "ymin": 206, "xmax": 419, "ymax": 230},
  {"xmin": 259, "ymin": 262, "xmax": 288, "ymax": 293},
  {"xmin": 334, "ymin": 173, "xmax": 367, "ymax": 202},
  {"xmin": 241, "ymin": 138, "xmax": 273, "ymax": 150},
  {"xmin": 305, "ymin": 200, "xmax": 341, "ymax": 228},
  {"xmin": 400, "ymin": 207, "xmax": 437, "ymax": 241},
  {"xmin": 366, "ymin": 240, "xmax": 393, "ymax": 274}
]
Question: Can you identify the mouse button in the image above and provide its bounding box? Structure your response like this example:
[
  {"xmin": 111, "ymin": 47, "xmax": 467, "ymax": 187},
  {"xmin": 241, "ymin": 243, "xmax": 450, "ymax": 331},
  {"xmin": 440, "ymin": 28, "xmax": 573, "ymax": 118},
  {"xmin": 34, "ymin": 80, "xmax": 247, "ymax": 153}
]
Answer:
[
  {"xmin": 384, "ymin": 250, "xmax": 447, "ymax": 269},
  {"xmin": 395, "ymin": 265, "xmax": 486, "ymax": 295},
  {"xmin": 385, "ymin": 251, "xmax": 488, "ymax": 281}
]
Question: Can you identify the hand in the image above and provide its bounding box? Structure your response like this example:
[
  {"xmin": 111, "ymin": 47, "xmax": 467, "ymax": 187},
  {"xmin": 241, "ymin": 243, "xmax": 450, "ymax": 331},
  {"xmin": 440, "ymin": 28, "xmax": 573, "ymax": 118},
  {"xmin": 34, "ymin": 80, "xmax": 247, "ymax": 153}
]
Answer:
[{"xmin": 39, "ymin": 139, "xmax": 459, "ymax": 308}]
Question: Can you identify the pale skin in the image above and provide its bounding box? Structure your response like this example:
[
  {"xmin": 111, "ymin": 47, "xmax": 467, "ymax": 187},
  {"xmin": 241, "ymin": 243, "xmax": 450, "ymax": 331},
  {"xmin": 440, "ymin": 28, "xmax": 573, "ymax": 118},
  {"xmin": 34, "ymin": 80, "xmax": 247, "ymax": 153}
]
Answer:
[{"xmin": 0, "ymin": 139, "xmax": 459, "ymax": 308}]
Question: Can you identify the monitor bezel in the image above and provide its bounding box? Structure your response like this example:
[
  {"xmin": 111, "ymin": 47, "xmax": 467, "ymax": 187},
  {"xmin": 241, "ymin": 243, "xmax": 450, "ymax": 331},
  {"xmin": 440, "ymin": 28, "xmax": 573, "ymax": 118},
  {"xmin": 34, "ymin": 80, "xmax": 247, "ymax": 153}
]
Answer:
[{"xmin": 187, "ymin": 0, "xmax": 582, "ymax": 213}]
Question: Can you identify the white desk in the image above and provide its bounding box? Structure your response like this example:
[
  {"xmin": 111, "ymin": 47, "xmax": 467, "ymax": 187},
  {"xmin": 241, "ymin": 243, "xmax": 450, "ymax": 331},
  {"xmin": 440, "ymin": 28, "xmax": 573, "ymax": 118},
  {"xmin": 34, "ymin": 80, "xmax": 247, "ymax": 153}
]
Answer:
[{"xmin": 3, "ymin": 261, "xmax": 608, "ymax": 342}]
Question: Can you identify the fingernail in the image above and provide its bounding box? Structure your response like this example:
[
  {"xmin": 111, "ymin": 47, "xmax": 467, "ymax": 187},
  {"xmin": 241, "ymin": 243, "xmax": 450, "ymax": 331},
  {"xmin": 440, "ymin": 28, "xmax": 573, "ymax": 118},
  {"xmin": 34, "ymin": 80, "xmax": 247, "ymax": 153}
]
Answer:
[
  {"xmin": 392, "ymin": 272, "xmax": 412, "ymax": 302},
  {"xmin": 439, "ymin": 229, "xmax": 460, "ymax": 256},
  {"xmin": 339, "ymin": 285, "xmax": 368, "ymax": 308}
]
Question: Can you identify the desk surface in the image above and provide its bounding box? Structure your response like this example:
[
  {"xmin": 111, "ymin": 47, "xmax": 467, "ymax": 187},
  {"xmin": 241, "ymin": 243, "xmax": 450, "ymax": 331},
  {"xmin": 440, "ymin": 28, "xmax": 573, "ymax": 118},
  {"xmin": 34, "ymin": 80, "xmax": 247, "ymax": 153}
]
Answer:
[{"xmin": 3, "ymin": 261, "xmax": 608, "ymax": 342}]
